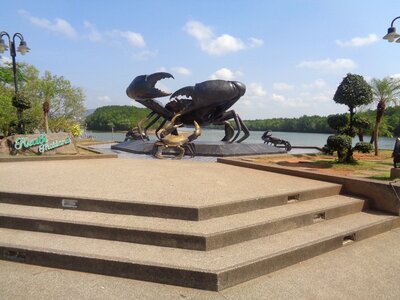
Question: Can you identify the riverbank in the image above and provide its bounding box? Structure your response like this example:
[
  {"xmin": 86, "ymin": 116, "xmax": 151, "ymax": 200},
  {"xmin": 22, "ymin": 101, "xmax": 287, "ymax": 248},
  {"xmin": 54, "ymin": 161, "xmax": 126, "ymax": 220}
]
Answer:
[{"xmin": 85, "ymin": 129, "xmax": 397, "ymax": 150}]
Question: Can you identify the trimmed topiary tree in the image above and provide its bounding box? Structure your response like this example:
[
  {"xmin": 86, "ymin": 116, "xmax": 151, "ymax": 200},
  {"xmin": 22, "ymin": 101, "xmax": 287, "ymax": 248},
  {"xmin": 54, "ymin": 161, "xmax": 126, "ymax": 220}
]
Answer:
[
  {"xmin": 324, "ymin": 74, "xmax": 373, "ymax": 163},
  {"xmin": 333, "ymin": 73, "xmax": 373, "ymax": 137}
]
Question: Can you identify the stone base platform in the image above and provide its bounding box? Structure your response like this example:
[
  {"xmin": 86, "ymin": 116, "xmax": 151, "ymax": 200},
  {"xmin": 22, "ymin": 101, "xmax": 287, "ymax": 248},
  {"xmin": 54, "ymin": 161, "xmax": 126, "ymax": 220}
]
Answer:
[
  {"xmin": 111, "ymin": 140, "xmax": 286, "ymax": 157},
  {"xmin": 0, "ymin": 160, "xmax": 399, "ymax": 291}
]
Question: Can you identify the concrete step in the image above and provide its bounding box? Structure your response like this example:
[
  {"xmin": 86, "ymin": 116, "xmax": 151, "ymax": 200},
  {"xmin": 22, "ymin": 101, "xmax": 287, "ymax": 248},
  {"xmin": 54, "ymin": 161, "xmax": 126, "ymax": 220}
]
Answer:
[
  {"xmin": 1, "ymin": 212, "xmax": 398, "ymax": 291},
  {"xmin": 0, "ymin": 195, "xmax": 365, "ymax": 250},
  {"xmin": 0, "ymin": 184, "xmax": 341, "ymax": 221}
]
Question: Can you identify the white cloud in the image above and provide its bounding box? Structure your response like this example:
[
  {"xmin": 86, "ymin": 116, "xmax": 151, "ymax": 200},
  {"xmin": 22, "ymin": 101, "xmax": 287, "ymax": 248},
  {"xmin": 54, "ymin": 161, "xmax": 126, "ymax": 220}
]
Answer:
[
  {"xmin": 184, "ymin": 20, "xmax": 263, "ymax": 56},
  {"xmin": 19, "ymin": 10, "xmax": 77, "ymax": 39},
  {"xmin": 157, "ymin": 66, "xmax": 168, "ymax": 72},
  {"xmin": 171, "ymin": 66, "xmax": 192, "ymax": 76},
  {"xmin": 303, "ymin": 79, "xmax": 327, "ymax": 89},
  {"xmin": 83, "ymin": 21, "xmax": 102, "ymax": 42},
  {"xmin": 391, "ymin": 74, "xmax": 400, "ymax": 79},
  {"xmin": 82, "ymin": 20, "xmax": 148, "ymax": 51},
  {"xmin": 240, "ymin": 83, "xmax": 267, "ymax": 107},
  {"xmin": 273, "ymin": 82, "xmax": 294, "ymax": 91},
  {"xmin": 107, "ymin": 30, "xmax": 146, "ymax": 48},
  {"xmin": 336, "ymin": 34, "xmax": 379, "ymax": 47},
  {"xmin": 97, "ymin": 95, "xmax": 111, "ymax": 103},
  {"xmin": 133, "ymin": 50, "xmax": 158, "ymax": 60},
  {"xmin": 297, "ymin": 58, "xmax": 357, "ymax": 72},
  {"xmin": 209, "ymin": 68, "xmax": 242, "ymax": 80},
  {"xmin": 311, "ymin": 94, "xmax": 331, "ymax": 103},
  {"xmin": 184, "ymin": 21, "xmax": 213, "ymax": 41},
  {"xmin": 206, "ymin": 34, "xmax": 245, "ymax": 55},
  {"xmin": 18, "ymin": 10, "xmax": 149, "ymax": 51},
  {"xmin": 272, "ymin": 93, "xmax": 285, "ymax": 103},
  {"xmin": 247, "ymin": 83, "xmax": 267, "ymax": 97},
  {"xmin": 249, "ymin": 37, "xmax": 264, "ymax": 47},
  {"xmin": 271, "ymin": 94, "xmax": 309, "ymax": 108}
]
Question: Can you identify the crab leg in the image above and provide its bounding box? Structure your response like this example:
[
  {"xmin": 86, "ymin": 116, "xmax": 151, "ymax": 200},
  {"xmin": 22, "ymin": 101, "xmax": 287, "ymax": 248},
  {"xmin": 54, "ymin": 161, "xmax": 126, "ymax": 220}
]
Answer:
[
  {"xmin": 144, "ymin": 114, "xmax": 161, "ymax": 135},
  {"xmin": 138, "ymin": 111, "xmax": 157, "ymax": 140},
  {"xmin": 155, "ymin": 119, "xmax": 167, "ymax": 139},
  {"xmin": 221, "ymin": 121, "xmax": 235, "ymax": 142},
  {"xmin": 216, "ymin": 110, "xmax": 241, "ymax": 143},
  {"xmin": 236, "ymin": 117, "xmax": 250, "ymax": 143}
]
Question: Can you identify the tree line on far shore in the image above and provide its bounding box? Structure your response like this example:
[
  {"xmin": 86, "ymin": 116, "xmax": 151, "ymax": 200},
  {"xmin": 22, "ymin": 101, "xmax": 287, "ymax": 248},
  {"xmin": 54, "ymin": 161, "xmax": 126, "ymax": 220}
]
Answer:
[
  {"xmin": 85, "ymin": 104, "xmax": 400, "ymax": 138},
  {"xmin": 85, "ymin": 105, "xmax": 153, "ymax": 131}
]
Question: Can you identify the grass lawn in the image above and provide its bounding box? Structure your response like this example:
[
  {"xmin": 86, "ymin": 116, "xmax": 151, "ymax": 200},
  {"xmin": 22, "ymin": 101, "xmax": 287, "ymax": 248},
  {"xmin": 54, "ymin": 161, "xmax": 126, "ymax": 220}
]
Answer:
[{"xmin": 244, "ymin": 150, "xmax": 396, "ymax": 181}]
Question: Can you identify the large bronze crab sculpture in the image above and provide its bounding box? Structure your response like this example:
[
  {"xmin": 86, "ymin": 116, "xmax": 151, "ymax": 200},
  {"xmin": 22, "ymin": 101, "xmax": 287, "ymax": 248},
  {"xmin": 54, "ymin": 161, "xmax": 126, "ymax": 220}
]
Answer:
[{"xmin": 126, "ymin": 72, "xmax": 249, "ymax": 143}]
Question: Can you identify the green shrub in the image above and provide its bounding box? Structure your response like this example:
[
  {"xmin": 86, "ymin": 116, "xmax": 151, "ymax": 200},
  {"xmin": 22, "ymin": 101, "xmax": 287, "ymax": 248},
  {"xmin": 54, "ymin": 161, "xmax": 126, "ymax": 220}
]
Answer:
[
  {"xmin": 327, "ymin": 134, "xmax": 352, "ymax": 150},
  {"xmin": 353, "ymin": 142, "xmax": 373, "ymax": 153},
  {"xmin": 327, "ymin": 134, "xmax": 352, "ymax": 162}
]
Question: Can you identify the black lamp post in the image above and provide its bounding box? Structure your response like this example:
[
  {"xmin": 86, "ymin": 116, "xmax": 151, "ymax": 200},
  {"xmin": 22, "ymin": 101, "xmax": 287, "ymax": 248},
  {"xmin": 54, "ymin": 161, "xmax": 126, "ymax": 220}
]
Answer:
[
  {"xmin": 383, "ymin": 16, "xmax": 400, "ymax": 42},
  {"xmin": 0, "ymin": 31, "xmax": 31, "ymax": 133},
  {"xmin": 0, "ymin": 32, "xmax": 30, "ymax": 92}
]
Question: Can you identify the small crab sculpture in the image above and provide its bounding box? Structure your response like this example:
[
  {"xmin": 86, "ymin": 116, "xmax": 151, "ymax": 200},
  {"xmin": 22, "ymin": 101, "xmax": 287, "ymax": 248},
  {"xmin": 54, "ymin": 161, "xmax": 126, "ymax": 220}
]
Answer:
[
  {"xmin": 262, "ymin": 130, "xmax": 292, "ymax": 152},
  {"xmin": 152, "ymin": 114, "xmax": 201, "ymax": 159},
  {"xmin": 124, "ymin": 127, "xmax": 149, "ymax": 141},
  {"xmin": 126, "ymin": 72, "xmax": 249, "ymax": 143}
]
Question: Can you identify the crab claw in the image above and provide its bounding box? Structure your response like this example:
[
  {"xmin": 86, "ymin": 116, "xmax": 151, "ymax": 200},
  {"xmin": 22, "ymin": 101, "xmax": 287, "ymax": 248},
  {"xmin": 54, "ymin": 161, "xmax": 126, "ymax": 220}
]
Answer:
[{"xmin": 126, "ymin": 72, "xmax": 174, "ymax": 101}]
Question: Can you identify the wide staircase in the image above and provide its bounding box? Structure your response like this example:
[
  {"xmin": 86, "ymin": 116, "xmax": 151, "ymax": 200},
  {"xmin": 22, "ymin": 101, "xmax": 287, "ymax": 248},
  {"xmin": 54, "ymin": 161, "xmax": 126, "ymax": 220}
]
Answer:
[{"xmin": 0, "ymin": 182, "xmax": 398, "ymax": 291}]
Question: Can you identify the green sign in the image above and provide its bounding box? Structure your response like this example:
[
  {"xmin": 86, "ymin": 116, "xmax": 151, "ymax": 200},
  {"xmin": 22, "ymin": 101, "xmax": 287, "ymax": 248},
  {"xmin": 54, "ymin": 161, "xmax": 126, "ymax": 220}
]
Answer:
[{"xmin": 14, "ymin": 134, "xmax": 71, "ymax": 153}]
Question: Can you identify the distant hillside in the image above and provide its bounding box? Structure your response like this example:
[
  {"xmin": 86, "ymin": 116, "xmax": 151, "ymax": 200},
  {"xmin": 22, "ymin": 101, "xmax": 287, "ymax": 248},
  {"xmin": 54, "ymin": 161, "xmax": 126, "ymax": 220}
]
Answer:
[
  {"xmin": 85, "ymin": 105, "xmax": 151, "ymax": 131},
  {"xmin": 85, "ymin": 104, "xmax": 400, "ymax": 136}
]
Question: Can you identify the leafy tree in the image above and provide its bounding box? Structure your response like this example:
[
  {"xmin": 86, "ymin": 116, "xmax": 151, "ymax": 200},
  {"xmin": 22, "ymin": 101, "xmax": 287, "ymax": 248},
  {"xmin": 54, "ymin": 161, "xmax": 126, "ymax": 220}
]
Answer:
[
  {"xmin": 0, "ymin": 63, "xmax": 85, "ymax": 135},
  {"xmin": 22, "ymin": 67, "xmax": 86, "ymax": 133},
  {"xmin": 0, "ymin": 85, "xmax": 16, "ymax": 136},
  {"xmin": 369, "ymin": 77, "xmax": 400, "ymax": 155},
  {"xmin": 333, "ymin": 73, "xmax": 373, "ymax": 136},
  {"xmin": 0, "ymin": 62, "xmax": 26, "ymax": 84}
]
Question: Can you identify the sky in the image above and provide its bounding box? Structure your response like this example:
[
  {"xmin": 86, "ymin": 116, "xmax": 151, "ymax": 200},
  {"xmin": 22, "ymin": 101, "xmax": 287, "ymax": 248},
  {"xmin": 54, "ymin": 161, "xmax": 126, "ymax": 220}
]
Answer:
[{"xmin": 1, "ymin": 0, "xmax": 400, "ymax": 120}]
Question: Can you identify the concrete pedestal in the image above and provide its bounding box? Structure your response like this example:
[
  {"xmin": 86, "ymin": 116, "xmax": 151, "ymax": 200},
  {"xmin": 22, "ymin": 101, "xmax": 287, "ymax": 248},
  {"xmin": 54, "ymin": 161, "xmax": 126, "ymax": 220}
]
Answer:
[
  {"xmin": 111, "ymin": 140, "xmax": 286, "ymax": 157},
  {"xmin": 391, "ymin": 168, "xmax": 400, "ymax": 180}
]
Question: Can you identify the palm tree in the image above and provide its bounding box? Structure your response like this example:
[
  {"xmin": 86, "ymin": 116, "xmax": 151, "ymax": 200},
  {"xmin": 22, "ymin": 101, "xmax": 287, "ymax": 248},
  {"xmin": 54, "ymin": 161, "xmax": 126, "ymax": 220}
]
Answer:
[{"xmin": 370, "ymin": 77, "xmax": 400, "ymax": 156}]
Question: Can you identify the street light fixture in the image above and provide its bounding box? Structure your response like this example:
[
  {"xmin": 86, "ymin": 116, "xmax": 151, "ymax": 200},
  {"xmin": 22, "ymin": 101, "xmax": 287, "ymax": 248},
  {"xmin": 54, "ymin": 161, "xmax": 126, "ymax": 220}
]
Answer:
[
  {"xmin": 0, "ymin": 31, "xmax": 30, "ymax": 93},
  {"xmin": 383, "ymin": 16, "xmax": 400, "ymax": 43},
  {"xmin": 0, "ymin": 31, "xmax": 31, "ymax": 133}
]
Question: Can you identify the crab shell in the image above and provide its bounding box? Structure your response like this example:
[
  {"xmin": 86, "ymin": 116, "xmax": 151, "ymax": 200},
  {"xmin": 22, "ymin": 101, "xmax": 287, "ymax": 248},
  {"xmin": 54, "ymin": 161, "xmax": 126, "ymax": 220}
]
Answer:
[{"xmin": 167, "ymin": 79, "xmax": 246, "ymax": 125}]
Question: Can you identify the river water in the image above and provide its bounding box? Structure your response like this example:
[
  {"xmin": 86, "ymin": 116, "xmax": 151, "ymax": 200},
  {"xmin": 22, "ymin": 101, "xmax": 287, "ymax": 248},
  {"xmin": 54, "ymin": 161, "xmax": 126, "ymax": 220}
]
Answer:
[{"xmin": 86, "ymin": 129, "xmax": 396, "ymax": 150}]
